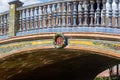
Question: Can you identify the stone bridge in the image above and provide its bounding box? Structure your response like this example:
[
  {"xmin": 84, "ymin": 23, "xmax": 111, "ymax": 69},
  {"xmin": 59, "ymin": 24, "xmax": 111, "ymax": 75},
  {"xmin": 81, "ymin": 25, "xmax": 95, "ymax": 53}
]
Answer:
[{"xmin": 0, "ymin": 0, "xmax": 120, "ymax": 80}]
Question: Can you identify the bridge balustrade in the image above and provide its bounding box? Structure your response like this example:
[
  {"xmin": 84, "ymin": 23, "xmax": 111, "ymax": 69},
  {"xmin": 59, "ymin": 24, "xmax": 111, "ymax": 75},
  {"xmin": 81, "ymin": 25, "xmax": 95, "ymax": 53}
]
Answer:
[
  {"xmin": 0, "ymin": 11, "xmax": 9, "ymax": 36},
  {"xmin": 0, "ymin": 0, "xmax": 120, "ymax": 38}
]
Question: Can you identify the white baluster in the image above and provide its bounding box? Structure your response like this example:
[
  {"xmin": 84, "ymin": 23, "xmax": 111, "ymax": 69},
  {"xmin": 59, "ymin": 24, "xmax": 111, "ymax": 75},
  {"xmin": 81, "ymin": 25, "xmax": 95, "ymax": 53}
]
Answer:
[
  {"xmin": 58, "ymin": 3, "xmax": 62, "ymax": 27},
  {"xmin": 78, "ymin": 0, "xmax": 83, "ymax": 27},
  {"xmin": 49, "ymin": 4, "xmax": 52, "ymax": 28},
  {"xmin": 108, "ymin": 0, "xmax": 113, "ymax": 27},
  {"xmin": 24, "ymin": 9, "xmax": 27, "ymax": 30},
  {"xmin": 4, "ymin": 14, "xmax": 8, "ymax": 34},
  {"xmin": 68, "ymin": 2, "xmax": 72, "ymax": 27},
  {"xmin": 3, "ymin": 15, "xmax": 6, "ymax": 34},
  {"xmin": 47, "ymin": 5, "xmax": 50, "ymax": 28},
  {"xmin": 90, "ymin": 0, "xmax": 94, "ymax": 27},
  {"xmin": 54, "ymin": 4, "xmax": 57, "ymax": 28},
  {"xmin": 39, "ymin": 6, "xmax": 43, "ymax": 29},
  {"xmin": 96, "ymin": 0, "xmax": 101, "ymax": 27},
  {"xmin": 47, "ymin": 4, "xmax": 51, "ymax": 14},
  {"xmin": 52, "ymin": 4, "xmax": 56, "ymax": 28},
  {"xmin": 84, "ymin": 0, "xmax": 89, "ymax": 27},
  {"xmin": 115, "ymin": 0, "xmax": 119, "ymax": 28},
  {"xmin": 73, "ymin": 1, "xmax": 77, "ymax": 27},
  {"xmin": 118, "ymin": 0, "xmax": 120, "ymax": 28},
  {"xmin": 26, "ymin": 9, "xmax": 29, "ymax": 30},
  {"xmin": 19, "ymin": 10, "xmax": 22, "ymax": 31},
  {"xmin": 2, "ymin": 15, "xmax": 4, "ymax": 35},
  {"xmin": 31, "ymin": 8, "xmax": 35, "ymax": 29},
  {"xmin": 43, "ymin": 6, "xmax": 47, "ymax": 28},
  {"xmin": 102, "ymin": 0, "xmax": 106, "ymax": 27},
  {"xmin": 0, "ymin": 16, "xmax": 2, "ymax": 35},
  {"xmin": 62, "ymin": 2, "xmax": 66, "ymax": 27},
  {"xmin": 35, "ymin": 7, "xmax": 39, "ymax": 29}
]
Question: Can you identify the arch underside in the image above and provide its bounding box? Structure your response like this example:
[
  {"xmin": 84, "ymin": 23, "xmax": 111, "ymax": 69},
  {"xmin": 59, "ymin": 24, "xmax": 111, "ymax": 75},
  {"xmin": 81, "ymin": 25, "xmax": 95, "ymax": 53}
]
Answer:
[{"xmin": 0, "ymin": 49, "xmax": 120, "ymax": 80}]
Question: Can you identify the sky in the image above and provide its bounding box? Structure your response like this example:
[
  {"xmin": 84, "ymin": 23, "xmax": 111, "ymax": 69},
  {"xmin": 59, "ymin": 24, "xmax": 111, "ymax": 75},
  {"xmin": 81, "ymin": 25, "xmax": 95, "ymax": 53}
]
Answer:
[{"xmin": 0, "ymin": 0, "xmax": 50, "ymax": 13}]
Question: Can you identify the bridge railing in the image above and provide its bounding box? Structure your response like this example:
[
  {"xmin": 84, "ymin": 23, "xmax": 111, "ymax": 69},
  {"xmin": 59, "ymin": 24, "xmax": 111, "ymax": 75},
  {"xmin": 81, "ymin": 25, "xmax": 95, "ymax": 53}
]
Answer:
[
  {"xmin": 0, "ymin": 11, "xmax": 9, "ymax": 36},
  {"xmin": 16, "ymin": 0, "xmax": 120, "ymax": 31},
  {"xmin": 0, "ymin": 0, "xmax": 120, "ymax": 38},
  {"xmin": 17, "ymin": 0, "xmax": 80, "ymax": 32}
]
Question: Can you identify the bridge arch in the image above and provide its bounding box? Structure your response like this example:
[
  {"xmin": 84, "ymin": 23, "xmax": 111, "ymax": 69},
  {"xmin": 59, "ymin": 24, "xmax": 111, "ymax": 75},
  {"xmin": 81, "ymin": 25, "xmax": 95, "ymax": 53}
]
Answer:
[{"xmin": 0, "ymin": 32, "xmax": 120, "ymax": 80}]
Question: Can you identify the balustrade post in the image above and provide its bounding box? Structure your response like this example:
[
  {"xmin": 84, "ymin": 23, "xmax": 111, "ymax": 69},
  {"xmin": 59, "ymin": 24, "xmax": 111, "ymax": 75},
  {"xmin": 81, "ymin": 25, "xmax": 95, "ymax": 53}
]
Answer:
[
  {"xmin": 1, "ymin": 16, "xmax": 3, "ymax": 35},
  {"xmin": 78, "ymin": 0, "xmax": 83, "ymax": 27},
  {"xmin": 31, "ymin": 8, "xmax": 35, "ymax": 29},
  {"xmin": 23, "ymin": 9, "xmax": 27, "ymax": 30},
  {"xmin": 49, "ymin": 16, "xmax": 52, "ymax": 28},
  {"xmin": 115, "ymin": 0, "xmax": 119, "ymax": 28},
  {"xmin": 6, "ymin": 14, "xmax": 9, "ymax": 32},
  {"xmin": 48, "ymin": 5, "xmax": 52, "ymax": 28},
  {"xmin": 0, "ymin": 16, "xmax": 1, "ymax": 35},
  {"xmin": 44, "ymin": 6, "xmax": 47, "ymax": 28},
  {"xmin": 1, "ymin": 16, "xmax": 2, "ymax": 35},
  {"xmin": 58, "ymin": 3, "xmax": 62, "ymax": 27},
  {"xmin": 39, "ymin": 6, "xmax": 42, "ymax": 29},
  {"xmin": 1, "ymin": 16, "xmax": 4, "ymax": 35},
  {"xmin": 84, "ymin": 0, "xmax": 89, "ymax": 27},
  {"xmin": 26, "ymin": 9, "xmax": 29, "ymax": 30},
  {"xmin": 35, "ymin": 7, "xmax": 39, "ymax": 29},
  {"xmin": 47, "ymin": 15, "xmax": 50, "ymax": 28},
  {"xmin": 119, "ymin": 0, "xmax": 120, "ymax": 28},
  {"xmin": 67, "ymin": 2, "xmax": 72, "ymax": 27},
  {"xmin": 89, "ymin": 0, "xmax": 94, "ymax": 27},
  {"xmin": 19, "ymin": 10, "xmax": 22, "ymax": 31},
  {"xmin": 8, "ymin": 0, "xmax": 23, "ymax": 37},
  {"xmin": 51, "ymin": 4, "xmax": 54, "ymax": 27},
  {"xmin": 2, "ymin": 15, "xmax": 5, "ymax": 34},
  {"xmin": 62, "ymin": 2, "xmax": 66, "ymax": 27},
  {"xmin": 42, "ymin": 6, "xmax": 45, "ymax": 28},
  {"xmin": 73, "ymin": 2, "xmax": 77, "ymax": 27},
  {"xmin": 108, "ymin": 0, "xmax": 113, "ymax": 28},
  {"xmin": 102, "ymin": 0, "xmax": 106, "ymax": 27},
  {"xmin": 3, "ymin": 15, "xmax": 6, "ymax": 34},
  {"xmin": 96, "ymin": 0, "xmax": 101, "ymax": 27},
  {"xmin": 5, "ymin": 14, "xmax": 8, "ymax": 34},
  {"xmin": 53, "ymin": 4, "xmax": 57, "ymax": 28},
  {"xmin": 47, "ymin": 5, "xmax": 50, "ymax": 28},
  {"xmin": 56, "ymin": 3, "xmax": 59, "ymax": 27},
  {"xmin": 27, "ymin": 9, "xmax": 31, "ymax": 30}
]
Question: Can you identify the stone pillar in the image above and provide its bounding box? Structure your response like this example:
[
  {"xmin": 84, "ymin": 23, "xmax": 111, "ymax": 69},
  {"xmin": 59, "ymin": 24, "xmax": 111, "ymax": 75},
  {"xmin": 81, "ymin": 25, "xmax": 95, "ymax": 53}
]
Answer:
[{"xmin": 8, "ymin": 0, "xmax": 23, "ymax": 37}]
